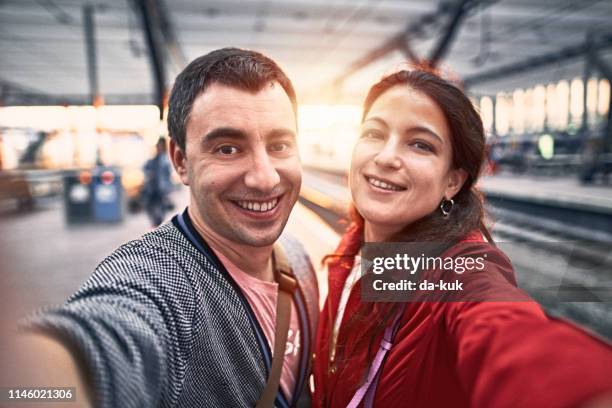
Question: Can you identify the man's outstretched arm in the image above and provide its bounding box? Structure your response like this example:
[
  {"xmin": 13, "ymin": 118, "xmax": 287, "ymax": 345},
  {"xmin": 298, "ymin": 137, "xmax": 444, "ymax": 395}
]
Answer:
[{"xmin": 3, "ymin": 332, "xmax": 93, "ymax": 408}]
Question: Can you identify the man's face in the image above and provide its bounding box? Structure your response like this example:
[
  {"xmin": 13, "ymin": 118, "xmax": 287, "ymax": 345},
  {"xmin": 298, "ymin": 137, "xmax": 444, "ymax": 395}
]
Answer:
[{"xmin": 172, "ymin": 82, "xmax": 301, "ymax": 247}]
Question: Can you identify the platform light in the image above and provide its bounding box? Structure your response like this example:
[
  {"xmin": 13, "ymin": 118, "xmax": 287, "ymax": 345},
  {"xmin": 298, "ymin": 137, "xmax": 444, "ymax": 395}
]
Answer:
[
  {"xmin": 538, "ymin": 134, "xmax": 554, "ymax": 160},
  {"xmin": 512, "ymin": 89, "xmax": 525, "ymax": 134},
  {"xmin": 546, "ymin": 84, "xmax": 557, "ymax": 130},
  {"xmin": 68, "ymin": 106, "xmax": 97, "ymax": 132},
  {"xmin": 587, "ymin": 78, "xmax": 598, "ymax": 123},
  {"xmin": 97, "ymin": 105, "xmax": 160, "ymax": 130},
  {"xmin": 0, "ymin": 106, "xmax": 69, "ymax": 130},
  {"xmin": 297, "ymin": 104, "xmax": 361, "ymax": 171},
  {"xmin": 495, "ymin": 93, "xmax": 510, "ymax": 136},
  {"xmin": 555, "ymin": 80, "xmax": 570, "ymax": 130},
  {"xmin": 479, "ymin": 96, "xmax": 494, "ymax": 134},
  {"xmin": 39, "ymin": 130, "xmax": 75, "ymax": 168},
  {"xmin": 533, "ymin": 85, "xmax": 546, "ymax": 132},
  {"xmin": 598, "ymin": 79, "xmax": 610, "ymax": 117},
  {"xmin": 523, "ymin": 88, "xmax": 535, "ymax": 131},
  {"xmin": 570, "ymin": 78, "xmax": 584, "ymax": 125},
  {"xmin": 0, "ymin": 105, "xmax": 162, "ymax": 134}
]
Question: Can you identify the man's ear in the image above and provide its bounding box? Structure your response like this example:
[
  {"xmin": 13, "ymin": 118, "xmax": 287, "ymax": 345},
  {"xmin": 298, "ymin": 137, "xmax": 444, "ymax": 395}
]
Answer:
[
  {"xmin": 169, "ymin": 138, "xmax": 189, "ymax": 186},
  {"xmin": 444, "ymin": 168, "xmax": 468, "ymax": 200}
]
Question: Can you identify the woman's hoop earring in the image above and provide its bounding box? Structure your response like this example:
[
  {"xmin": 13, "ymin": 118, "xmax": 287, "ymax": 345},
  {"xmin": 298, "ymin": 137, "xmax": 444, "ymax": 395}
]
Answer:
[{"xmin": 440, "ymin": 199, "xmax": 454, "ymax": 217}]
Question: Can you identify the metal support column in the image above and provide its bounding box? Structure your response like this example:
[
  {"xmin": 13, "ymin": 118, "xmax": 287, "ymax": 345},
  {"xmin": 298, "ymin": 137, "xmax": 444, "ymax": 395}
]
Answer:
[
  {"xmin": 491, "ymin": 95, "xmax": 497, "ymax": 136},
  {"xmin": 83, "ymin": 4, "xmax": 100, "ymax": 106},
  {"xmin": 589, "ymin": 47, "xmax": 612, "ymax": 153},
  {"xmin": 582, "ymin": 34, "xmax": 593, "ymax": 131},
  {"xmin": 543, "ymin": 90, "xmax": 549, "ymax": 133},
  {"xmin": 134, "ymin": 0, "xmax": 167, "ymax": 119}
]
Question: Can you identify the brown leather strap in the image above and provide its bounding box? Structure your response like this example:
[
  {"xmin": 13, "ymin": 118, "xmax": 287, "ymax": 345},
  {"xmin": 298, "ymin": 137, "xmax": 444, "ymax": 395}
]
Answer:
[{"xmin": 256, "ymin": 244, "xmax": 297, "ymax": 408}]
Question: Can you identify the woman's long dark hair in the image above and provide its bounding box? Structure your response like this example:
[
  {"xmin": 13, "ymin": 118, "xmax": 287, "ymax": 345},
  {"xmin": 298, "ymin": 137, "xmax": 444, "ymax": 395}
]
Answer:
[{"xmin": 331, "ymin": 66, "xmax": 493, "ymax": 382}]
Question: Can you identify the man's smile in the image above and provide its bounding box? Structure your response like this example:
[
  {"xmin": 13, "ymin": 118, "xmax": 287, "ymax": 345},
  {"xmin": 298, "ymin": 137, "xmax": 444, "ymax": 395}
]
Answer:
[{"xmin": 228, "ymin": 194, "xmax": 284, "ymax": 220}]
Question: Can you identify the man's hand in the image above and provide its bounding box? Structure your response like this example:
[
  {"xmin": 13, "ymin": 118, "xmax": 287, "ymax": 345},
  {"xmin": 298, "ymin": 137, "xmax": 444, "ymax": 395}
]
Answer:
[{"xmin": 1, "ymin": 332, "xmax": 93, "ymax": 408}]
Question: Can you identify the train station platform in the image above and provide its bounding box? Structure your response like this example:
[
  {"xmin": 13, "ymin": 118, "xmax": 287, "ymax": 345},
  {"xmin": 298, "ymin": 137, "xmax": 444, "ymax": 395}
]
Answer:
[
  {"xmin": 1, "ymin": 185, "xmax": 338, "ymax": 321},
  {"xmin": 479, "ymin": 173, "xmax": 612, "ymax": 215}
]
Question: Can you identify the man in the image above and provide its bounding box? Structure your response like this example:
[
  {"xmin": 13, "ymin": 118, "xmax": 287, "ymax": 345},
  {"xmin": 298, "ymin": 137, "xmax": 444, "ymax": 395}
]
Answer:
[
  {"xmin": 21, "ymin": 48, "xmax": 318, "ymax": 408},
  {"xmin": 142, "ymin": 137, "xmax": 174, "ymax": 227}
]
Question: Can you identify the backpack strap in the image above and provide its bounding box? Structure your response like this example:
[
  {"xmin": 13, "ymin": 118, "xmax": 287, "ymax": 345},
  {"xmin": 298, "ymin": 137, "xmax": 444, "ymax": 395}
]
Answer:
[{"xmin": 256, "ymin": 244, "xmax": 297, "ymax": 408}]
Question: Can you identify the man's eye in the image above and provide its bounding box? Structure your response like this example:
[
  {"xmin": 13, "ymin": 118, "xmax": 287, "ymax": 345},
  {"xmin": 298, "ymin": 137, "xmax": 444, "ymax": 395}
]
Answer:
[
  {"xmin": 216, "ymin": 145, "xmax": 239, "ymax": 155},
  {"xmin": 270, "ymin": 143, "xmax": 289, "ymax": 152}
]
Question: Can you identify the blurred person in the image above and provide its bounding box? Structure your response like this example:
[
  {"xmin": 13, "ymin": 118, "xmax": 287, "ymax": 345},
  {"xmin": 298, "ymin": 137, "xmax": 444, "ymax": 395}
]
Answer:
[
  {"xmin": 142, "ymin": 136, "xmax": 174, "ymax": 227},
  {"xmin": 17, "ymin": 48, "xmax": 318, "ymax": 408},
  {"xmin": 313, "ymin": 68, "xmax": 612, "ymax": 408}
]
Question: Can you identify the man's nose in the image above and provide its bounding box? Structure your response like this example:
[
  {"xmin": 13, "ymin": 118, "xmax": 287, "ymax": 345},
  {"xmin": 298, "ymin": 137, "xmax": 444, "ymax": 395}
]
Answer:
[
  {"xmin": 244, "ymin": 148, "xmax": 281, "ymax": 193},
  {"xmin": 374, "ymin": 137, "xmax": 402, "ymax": 169}
]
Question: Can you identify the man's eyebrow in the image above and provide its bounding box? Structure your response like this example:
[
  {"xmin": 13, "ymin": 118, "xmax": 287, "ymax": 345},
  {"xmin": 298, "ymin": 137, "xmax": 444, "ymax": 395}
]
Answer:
[
  {"xmin": 267, "ymin": 128, "xmax": 297, "ymax": 139},
  {"xmin": 201, "ymin": 127, "xmax": 247, "ymax": 145}
]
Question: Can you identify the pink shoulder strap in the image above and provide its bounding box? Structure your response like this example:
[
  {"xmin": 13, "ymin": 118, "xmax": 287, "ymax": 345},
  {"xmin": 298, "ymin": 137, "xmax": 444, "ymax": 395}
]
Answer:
[{"xmin": 347, "ymin": 306, "xmax": 405, "ymax": 408}]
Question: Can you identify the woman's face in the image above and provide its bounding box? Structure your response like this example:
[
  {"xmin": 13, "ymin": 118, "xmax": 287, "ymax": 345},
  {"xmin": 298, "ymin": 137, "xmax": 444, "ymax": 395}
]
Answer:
[{"xmin": 349, "ymin": 85, "xmax": 467, "ymax": 241}]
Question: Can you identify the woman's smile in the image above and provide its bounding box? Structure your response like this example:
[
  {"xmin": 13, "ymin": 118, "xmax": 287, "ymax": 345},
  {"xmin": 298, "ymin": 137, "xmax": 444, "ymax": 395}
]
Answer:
[{"xmin": 364, "ymin": 175, "xmax": 407, "ymax": 192}]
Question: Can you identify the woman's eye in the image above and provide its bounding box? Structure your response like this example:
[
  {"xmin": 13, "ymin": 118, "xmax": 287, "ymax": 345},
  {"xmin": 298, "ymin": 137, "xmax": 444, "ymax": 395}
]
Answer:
[
  {"xmin": 412, "ymin": 141, "xmax": 434, "ymax": 152},
  {"xmin": 216, "ymin": 145, "xmax": 239, "ymax": 155},
  {"xmin": 361, "ymin": 130, "xmax": 383, "ymax": 139}
]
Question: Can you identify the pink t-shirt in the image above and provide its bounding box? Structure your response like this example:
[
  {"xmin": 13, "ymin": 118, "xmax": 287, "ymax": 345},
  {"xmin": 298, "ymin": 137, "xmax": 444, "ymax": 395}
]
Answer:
[{"xmin": 214, "ymin": 249, "xmax": 301, "ymax": 402}]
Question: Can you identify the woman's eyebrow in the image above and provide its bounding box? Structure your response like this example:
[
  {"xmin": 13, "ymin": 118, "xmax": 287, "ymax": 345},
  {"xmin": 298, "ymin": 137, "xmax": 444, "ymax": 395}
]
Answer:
[
  {"xmin": 363, "ymin": 117, "xmax": 444, "ymax": 145},
  {"xmin": 405, "ymin": 126, "xmax": 445, "ymax": 145},
  {"xmin": 362, "ymin": 116, "xmax": 388, "ymax": 128}
]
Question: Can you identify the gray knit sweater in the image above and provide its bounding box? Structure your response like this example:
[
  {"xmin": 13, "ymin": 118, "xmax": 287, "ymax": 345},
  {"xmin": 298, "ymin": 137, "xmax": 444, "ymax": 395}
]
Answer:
[{"xmin": 26, "ymin": 210, "xmax": 319, "ymax": 408}]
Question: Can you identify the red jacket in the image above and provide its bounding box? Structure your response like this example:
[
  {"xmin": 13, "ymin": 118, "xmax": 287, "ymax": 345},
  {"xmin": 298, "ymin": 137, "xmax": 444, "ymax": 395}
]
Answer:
[{"xmin": 313, "ymin": 224, "xmax": 612, "ymax": 408}]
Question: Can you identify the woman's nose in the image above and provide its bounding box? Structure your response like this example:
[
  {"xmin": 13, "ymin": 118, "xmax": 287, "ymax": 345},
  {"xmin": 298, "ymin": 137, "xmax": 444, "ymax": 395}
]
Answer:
[{"xmin": 374, "ymin": 139, "xmax": 401, "ymax": 169}]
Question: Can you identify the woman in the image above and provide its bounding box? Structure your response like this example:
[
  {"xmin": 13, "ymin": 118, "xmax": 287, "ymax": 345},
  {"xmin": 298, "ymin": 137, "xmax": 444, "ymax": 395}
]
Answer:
[{"xmin": 313, "ymin": 69, "xmax": 612, "ymax": 408}]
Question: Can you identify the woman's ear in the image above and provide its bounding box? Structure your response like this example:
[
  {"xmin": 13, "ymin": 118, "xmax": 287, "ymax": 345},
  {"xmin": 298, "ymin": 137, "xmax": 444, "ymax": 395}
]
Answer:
[
  {"xmin": 444, "ymin": 168, "xmax": 468, "ymax": 199},
  {"xmin": 169, "ymin": 138, "xmax": 189, "ymax": 186}
]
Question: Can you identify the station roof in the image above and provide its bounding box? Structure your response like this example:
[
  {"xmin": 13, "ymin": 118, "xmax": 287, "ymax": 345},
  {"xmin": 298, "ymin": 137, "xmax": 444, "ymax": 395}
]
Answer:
[{"xmin": 1, "ymin": 0, "xmax": 611, "ymax": 106}]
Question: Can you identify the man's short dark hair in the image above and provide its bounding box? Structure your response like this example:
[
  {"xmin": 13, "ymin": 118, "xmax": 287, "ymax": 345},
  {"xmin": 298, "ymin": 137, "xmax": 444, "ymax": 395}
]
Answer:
[{"xmin": 168, "ymin": 47, "xmax": 298, "ymax": 151}]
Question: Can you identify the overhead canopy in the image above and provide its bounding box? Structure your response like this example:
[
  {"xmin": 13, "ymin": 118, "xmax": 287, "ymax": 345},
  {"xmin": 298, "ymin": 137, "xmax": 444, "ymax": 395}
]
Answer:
[{"xmin": 1, "ymin": 0, "xmax": 611, "ymax": 106}]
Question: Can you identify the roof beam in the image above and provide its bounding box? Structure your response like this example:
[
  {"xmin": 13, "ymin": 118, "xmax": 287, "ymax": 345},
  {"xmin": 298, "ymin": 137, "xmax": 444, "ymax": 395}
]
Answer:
[
  {"xmin": 0, "ymin": 79, "xmax": 62, "ymax": 105},
  {"xmin": 332, "ymin": 33, "xmax": 408, "ymax": 87},
  {"xmin": 464, "ymin": 33, "xmax": 612, "ymax": 87},
  {"xmin": 0, "ymin": 79, "xmax": 157, "ymax": 106},
  {"xmin": 429, "ymin": 0, "xmax": 471, "ymax": 67},
  {"xmin": 333, "ymin": 0, "xmax": 497, "ymax": 86}
]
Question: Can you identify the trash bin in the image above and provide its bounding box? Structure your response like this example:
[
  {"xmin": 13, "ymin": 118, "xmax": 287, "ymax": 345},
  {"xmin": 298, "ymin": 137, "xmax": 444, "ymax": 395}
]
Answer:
[
  {"xmin": 92, "ymin": 167, "xmax": 124, "ymax": 223},
  {"xmin": 63, "ymin": 169, "xmax": 94, "ymax": 223}
]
